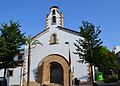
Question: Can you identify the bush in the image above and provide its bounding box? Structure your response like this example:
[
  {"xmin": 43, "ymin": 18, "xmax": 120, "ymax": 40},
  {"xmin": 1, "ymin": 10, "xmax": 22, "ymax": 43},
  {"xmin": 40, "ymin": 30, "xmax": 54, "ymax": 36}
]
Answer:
[{"xmin": 104, "ymin": 74, "xmax": 118, "ymax": 83}]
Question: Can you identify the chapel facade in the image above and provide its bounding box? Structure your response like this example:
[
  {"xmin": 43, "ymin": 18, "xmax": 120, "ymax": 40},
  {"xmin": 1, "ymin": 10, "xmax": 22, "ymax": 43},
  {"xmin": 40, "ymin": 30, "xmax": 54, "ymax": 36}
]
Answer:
[{"xmin": 6, "ymin": 6, "xmax": 91, "ymax": 86}]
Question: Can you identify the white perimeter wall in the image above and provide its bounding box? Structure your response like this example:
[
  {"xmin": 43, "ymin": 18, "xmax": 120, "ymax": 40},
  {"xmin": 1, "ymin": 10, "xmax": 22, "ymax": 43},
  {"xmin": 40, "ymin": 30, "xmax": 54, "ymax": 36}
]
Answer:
[{"xmin": 8, "ymin": 67, "xmax": 22, "ymax": 86}]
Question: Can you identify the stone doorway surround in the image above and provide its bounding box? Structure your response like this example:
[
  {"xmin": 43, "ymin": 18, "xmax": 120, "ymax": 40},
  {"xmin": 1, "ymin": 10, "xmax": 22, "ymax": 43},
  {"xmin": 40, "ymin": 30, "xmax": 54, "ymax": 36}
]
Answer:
[{"xmin": 37, "ymin": 54, "xmax": 70, "ymax": 86}]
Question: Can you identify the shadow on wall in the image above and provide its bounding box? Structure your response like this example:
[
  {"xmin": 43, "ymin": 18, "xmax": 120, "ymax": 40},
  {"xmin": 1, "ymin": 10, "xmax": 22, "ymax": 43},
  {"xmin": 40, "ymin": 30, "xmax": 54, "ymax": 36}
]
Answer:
[
  {"xmin": 79, "ymin": 75, "xmax": 88, "ymax": 80},
  {"xmin": 32, "ymin": 68, "xmax": 37, "ymax": 81},
  {"xmin": 72, "ymin": 76, "xmax": 88, "ymax": 85},
  {"xmin": 32, "ymin": 61, "xmax": 44, "ymax": 84},
  {"xmin": 36, "ymin": 61, "xmax": 44, "ymax": 84},
  {"xmin": 73, "ymin": 78, "xmax": 80, "ymax": 85}
]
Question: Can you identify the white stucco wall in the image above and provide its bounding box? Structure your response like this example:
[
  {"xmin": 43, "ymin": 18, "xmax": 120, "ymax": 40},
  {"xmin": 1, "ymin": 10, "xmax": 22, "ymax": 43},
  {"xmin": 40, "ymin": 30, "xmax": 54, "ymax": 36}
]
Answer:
[
  {"xmin": 0, "ymin": 69, "xmax": 4, "ymax": 77},
  {"xmin": 0, "ymin": 56, "xmax": 24, "ymax": 86},
  {"xmin": 8, "ymin": 67, "xmax": 23, "ymax": 86},
  {"xmin": 113, "ymin": 46, "xmax": 120, "ymax": 54},
  {"xmin": 24, "ymin": 25, "xmax": 88, "ymax": 82}
]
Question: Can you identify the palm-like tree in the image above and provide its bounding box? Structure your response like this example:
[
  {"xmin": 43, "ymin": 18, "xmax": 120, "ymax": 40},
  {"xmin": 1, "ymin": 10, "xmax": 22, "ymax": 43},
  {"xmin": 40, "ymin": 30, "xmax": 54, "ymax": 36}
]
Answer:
[{"xmin": 26, "ymin": 35, "xmax": 42, "ymax": 86}]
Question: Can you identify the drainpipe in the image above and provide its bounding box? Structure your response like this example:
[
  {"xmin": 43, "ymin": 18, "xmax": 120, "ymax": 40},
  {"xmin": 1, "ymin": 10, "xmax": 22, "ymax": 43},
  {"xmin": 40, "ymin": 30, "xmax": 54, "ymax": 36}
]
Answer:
[{"xmin": 65, "ymin": 42, "xmax": 71, "ymax": 86}]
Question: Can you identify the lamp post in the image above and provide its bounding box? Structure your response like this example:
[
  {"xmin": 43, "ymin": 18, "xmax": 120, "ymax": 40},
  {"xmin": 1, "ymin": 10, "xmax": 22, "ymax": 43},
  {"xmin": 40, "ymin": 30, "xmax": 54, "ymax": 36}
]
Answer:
[{"xmin": 65, "ymin": 42, "xmax": 71, "ymax": 86}]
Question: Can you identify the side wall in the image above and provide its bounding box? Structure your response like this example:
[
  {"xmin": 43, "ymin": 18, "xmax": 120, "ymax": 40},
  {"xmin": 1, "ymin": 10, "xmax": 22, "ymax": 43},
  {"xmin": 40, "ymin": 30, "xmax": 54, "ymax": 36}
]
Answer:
[{"xmin": 8, "ymin": 67, "xmax": 23, "ymax": 86}]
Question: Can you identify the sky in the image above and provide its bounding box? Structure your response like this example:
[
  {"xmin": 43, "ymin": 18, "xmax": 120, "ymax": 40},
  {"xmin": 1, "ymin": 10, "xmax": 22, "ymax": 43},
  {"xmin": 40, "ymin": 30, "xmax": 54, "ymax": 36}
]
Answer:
[{"xmin": 0, "ymin": 0, "xmax": 120, "ymax": 50}]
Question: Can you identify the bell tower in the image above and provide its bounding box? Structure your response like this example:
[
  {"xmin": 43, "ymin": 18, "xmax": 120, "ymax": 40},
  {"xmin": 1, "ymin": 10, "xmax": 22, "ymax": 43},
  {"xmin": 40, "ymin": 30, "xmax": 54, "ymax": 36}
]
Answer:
[{"xmin": 46, "ymin": 6, "xmax": 64, "ymax": 29}]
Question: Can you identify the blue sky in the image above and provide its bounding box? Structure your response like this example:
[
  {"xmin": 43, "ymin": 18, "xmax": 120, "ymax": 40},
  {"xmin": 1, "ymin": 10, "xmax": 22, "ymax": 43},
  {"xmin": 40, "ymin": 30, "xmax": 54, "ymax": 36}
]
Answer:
[{"xmin": 0, "ymin": 0, "xmax": 120, "ymax": 50}]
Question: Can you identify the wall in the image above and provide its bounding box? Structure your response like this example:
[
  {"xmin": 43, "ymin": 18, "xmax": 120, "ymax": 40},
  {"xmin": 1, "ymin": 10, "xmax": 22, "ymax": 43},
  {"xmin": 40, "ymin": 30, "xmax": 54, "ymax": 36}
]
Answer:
[
  {"xmin": 8, "ymin": 67, "xmax": 23, "ymax": 86},
  {"xmin": 24, "ymin": 26, "xmax": 89, "ymax": 82}
]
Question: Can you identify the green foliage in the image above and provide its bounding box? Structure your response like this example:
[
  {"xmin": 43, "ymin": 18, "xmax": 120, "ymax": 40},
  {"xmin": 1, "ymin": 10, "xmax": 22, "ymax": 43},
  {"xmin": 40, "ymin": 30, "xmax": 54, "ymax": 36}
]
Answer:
[
  {"xmin": 26, "ymin": 35, "xmax": 43, "ymax": 46},
  {"xmin": 97, "ymin": 46, "xmax": 120, "ymax": 70},
  {"xmin": 95, "ymin": 46, "xmax": 109, "ymax": 67},
  {"xmin": 74, "ymin": 21, "xmax": 103, "ymax": 84},
  {"xmin": 104, "ymin": 51, "xmax": 120, "ymax": 70},
  {"xmin": 95, "ymin": 46, "xmax": 120, "ymax": 82},
  {"xmin": 104, "ymin": 74, "xmax": 118, "ymax": 83},
  {"xmin": 74, "ymin": 21, "xmax": 103, "ymax": 65},
  {"xmin": 0, "ymin": 21, "xmax": 26, "ymax": 68}
]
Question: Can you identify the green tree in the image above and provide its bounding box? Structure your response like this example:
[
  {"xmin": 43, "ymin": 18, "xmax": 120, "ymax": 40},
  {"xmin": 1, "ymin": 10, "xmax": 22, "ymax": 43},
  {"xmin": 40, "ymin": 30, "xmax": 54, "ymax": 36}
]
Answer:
[
  {"xmin": 104, "ymin": 51, "xmax": 120, "ymax": 72},
  {"xmin": 0, "ymin": 21, "xmax": 26, "ymax": 85},
  {"xmin": 95, "ymin": 46, "xmax": 108, "ymax": 68},
  {"xmin": 97, "ymin": 46, "xmax": 120, "ymax": 70},
  {"xmin": 74, "ymin": 21, "xmax": 103, "ymax": 85},
  {"xmin": 94, "ymin": 46, "xmax": 120, "ymax": 81}
]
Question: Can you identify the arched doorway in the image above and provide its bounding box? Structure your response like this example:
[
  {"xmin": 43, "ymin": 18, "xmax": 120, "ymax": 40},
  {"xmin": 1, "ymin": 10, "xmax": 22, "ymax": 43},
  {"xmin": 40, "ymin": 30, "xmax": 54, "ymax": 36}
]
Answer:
[
  {"xmin": 37, "ymin": 54, "xmax": 70, "ymax": 86},
  {"xmin": 50, "ymin": 62, "xmax": 63, "ymax": 85}
]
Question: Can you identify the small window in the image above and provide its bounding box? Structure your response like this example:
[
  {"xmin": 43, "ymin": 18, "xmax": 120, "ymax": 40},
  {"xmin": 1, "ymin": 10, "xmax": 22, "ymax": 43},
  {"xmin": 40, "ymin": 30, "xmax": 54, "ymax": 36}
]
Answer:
[
  {"xmin": 52, "ymin": 16, "xmax": 56, "ymax": 25},
  {"xmin": 8, "ymin": 70, "xmax": 13, "ymax": 77},
  {"xmin": 50, "ymin": 33, "xmax": 59, "ymax": 44},
  {"xmin": 53, "ymin": 34, "xmax": 57, "ymax": 44},
  {"xmin": 52, "ymin": 9, "xmax": 55, "ymax": 15}
]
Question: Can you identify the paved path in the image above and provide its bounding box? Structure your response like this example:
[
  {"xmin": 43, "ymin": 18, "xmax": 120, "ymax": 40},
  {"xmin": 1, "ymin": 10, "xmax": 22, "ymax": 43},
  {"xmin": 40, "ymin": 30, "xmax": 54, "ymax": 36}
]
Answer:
[
  {"xmin": 96, "ymin": 80, "xmax": 120, "ymax": 86},
  {"xmin": 81, "ymin": 84, "xmax": 92, "ymax": 86},
  {"xmin": 80, "ymin": 80, "xmax": 120, "ymax": 86}
]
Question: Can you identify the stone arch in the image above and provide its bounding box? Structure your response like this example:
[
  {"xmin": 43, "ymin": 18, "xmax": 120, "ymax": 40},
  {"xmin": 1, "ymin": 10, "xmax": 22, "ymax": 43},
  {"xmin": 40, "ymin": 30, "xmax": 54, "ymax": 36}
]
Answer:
[{"xmin": 37, "ymin": 54, "xmax": 69, "ymax": 86}]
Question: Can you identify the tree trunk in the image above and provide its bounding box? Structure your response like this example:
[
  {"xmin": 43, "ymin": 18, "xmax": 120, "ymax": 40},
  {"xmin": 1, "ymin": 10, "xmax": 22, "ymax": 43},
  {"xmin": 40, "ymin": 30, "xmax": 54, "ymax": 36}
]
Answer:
[
  {"xmin": 27, "ymin": 44, "xmax": 31, "ymax": 86},
  {"xmin": 3, "ymin": 68, "xmax": 7, "ymax": 86},
  {"xmin": 90, "ymin": 64, "xmax": 94, "ymax": 85}
]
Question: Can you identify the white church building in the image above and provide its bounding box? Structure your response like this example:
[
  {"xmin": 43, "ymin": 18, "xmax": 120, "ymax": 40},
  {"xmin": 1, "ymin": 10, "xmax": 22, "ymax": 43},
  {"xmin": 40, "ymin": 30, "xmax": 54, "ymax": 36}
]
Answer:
[{"xmin": 4, "ymin": 6, "xmax": 92, "ymax": 86}]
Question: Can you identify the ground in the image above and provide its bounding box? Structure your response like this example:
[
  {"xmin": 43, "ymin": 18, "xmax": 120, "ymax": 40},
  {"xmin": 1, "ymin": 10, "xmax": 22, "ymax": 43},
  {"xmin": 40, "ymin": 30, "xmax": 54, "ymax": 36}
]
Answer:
[{"xmin": 81, "ymin": 80, "xmax": 120, "ymax": 86}]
